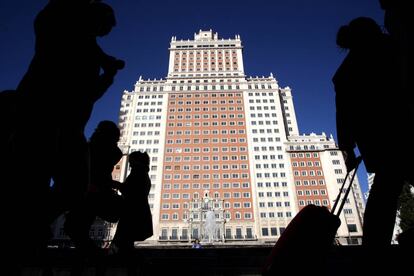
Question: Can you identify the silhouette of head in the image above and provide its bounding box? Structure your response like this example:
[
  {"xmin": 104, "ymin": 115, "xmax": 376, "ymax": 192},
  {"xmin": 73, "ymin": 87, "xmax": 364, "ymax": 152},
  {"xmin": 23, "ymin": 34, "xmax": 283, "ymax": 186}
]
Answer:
[
  {"xmin": 88, "ymin": 2, "xmax": 116, "ymax": 37},
  {"xmin": 128, "ymin": 151, "xmax": 150, "ymax": 169},
  {"xmin": 336, "ymin": 17, "xmax": 383, "ymax": 50},
  {"xmin": 379, "ymin": 0, "xmax": 392, "ymax": 10},
  {"xmin": 90, "ymin": 120, "xmax": 120, "ymax": 144}
]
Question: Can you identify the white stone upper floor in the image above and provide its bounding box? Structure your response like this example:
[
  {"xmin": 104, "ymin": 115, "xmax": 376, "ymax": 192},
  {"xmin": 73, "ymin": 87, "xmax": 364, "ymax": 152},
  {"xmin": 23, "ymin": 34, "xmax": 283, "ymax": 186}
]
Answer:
[
  {"xmin": 127, "ymin": 73, "xmax": 285, "ymax": 94},
  {"xmin": 168, "ymin": 30, "xmax": 244, "ymax": 76},
  {"xmin": 170, "ymin": 29, "xmax": 242, "ymax": 47},
  {"xmin": 286, "ymin": 132, "xmax": 337, "ymax": 152}
]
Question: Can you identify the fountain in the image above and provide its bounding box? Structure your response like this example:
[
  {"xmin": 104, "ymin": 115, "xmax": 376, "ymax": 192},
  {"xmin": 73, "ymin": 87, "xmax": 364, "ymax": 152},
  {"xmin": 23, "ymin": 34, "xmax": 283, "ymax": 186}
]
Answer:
[
  {"xmin": 204, "ymin": 210, "xmax": 217, "ymax": 243},
  {"xmin": 185, "ymin": 191, "xmax": 228, "ymax": 244}
]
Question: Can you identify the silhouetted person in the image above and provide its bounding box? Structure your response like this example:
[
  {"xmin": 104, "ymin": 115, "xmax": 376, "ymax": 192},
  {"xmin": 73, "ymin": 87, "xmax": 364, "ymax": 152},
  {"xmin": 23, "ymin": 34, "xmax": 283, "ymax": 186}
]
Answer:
[
  {"xmin": 111, "ymin": 151, "xmax": 153, "ymax": 254},
  {"xmin": 17, "ymin": 0, "xmax": 124, "ymax": 128},
  {"xmin": 380, "ymin": 0, "xmax": 414, "ymax": 248},
  {"xmin": 64, "ymin": 121, "xmax": 123, "ymax": 256},
  {"xmin": 332, "ymin": 17, "xmax": 412, "ymax": 248},
  {"xmin": 379, "ymin": 0, "xmax": 413, "ymax": 40},
  {"xmin": 0, "ymin": 91, "xmax": 18, "ymax": 264},
  {"xmin": 0, "ymin": 90, "xmax": 16, "ymax": 133},
  {"xmin": 46, "ymin": 1, "xmax": 124, "ymax": 223},
  {"xmin": 0, "ymin": 90, "xmax": 17, "ymax": 158},
  {"xmin": 0, "ymin": 89, "xmax": 16, "ymax": 200},
  {"xmin": 380, "ymin": 0, "xmax": 414, "ymax": 120},
  {"xmin": 3, "ymin": 0, "xmax": 124, "ymax": 259}
]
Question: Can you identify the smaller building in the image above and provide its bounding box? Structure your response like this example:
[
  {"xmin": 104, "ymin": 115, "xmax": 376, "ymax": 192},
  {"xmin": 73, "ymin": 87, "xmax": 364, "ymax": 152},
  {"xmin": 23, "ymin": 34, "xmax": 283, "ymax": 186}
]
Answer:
[{"xmin": 286, "ymin": 133, "xmax": 365, "ymax": 245}]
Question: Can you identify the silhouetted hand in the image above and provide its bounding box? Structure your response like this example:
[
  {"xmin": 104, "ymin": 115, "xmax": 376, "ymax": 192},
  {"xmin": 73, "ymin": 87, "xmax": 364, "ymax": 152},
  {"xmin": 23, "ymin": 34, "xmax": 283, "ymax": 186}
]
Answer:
[
  {"xmin": 114, "ymin": 59, "xmax": 125, "ymax": 70},
  {"xmin": 101, "ymin": 56, "xmax": 125, "ymax": 76}
]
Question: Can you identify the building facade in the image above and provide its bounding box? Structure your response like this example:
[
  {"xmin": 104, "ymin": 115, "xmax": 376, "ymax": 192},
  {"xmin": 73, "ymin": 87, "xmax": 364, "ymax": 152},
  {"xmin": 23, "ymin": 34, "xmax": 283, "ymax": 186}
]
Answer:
[
  {"xmin": 113, "ymin": 30, "xmax": 364, "ymax": 245},
  {"xmin": 286, "ymin": 133, "xmax": 365, "ymax": 244}
]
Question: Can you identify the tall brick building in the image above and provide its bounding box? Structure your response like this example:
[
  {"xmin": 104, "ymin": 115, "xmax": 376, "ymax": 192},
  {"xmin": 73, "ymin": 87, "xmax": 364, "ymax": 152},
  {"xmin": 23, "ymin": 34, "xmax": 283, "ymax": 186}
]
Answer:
[{"xmin": 113, "ymin": 30, "xmax": 364, "ymax": 245}]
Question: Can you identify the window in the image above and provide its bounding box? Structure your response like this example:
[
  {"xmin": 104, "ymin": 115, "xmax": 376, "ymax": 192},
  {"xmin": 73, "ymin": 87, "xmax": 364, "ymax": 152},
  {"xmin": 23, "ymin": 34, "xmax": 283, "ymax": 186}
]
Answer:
[
  {"xmin": 244, "ymin": 213, "xmax": 252, "ymax": 219},
  {"xmin": 347, "ymin": 224, "xmax": 358, "ymax": 232},
  {"xmin": 161, "ymin": 228, "xmax": 168, "ymax": 239},
  {"xmin": 246, "ymin": 228, "xmax": 253, "ymax": 239},
  {"xmin": 225, "ymin": 228, "xmax": 232, "ymax": 239},
  {"xmin": 344, "ymin": 209, "xmax": 353, "ymax": 214},
  {"xmin": 262, "ymin": 228, "xmax": 269, "ymax": 236}
]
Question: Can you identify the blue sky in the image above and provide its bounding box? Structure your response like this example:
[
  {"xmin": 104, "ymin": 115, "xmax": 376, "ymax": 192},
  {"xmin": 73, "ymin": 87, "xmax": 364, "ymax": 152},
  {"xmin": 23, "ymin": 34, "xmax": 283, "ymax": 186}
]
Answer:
[{"xmin": 0, "ymin": 0, "xmax": 385, "ymax": 196}]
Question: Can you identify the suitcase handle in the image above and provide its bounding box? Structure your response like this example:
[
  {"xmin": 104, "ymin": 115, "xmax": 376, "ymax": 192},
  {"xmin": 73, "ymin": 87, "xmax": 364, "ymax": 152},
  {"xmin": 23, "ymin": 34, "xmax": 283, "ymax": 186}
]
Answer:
[{"xmin": 331, "ymin": 156, "xmax": 362, "ymax": 216}]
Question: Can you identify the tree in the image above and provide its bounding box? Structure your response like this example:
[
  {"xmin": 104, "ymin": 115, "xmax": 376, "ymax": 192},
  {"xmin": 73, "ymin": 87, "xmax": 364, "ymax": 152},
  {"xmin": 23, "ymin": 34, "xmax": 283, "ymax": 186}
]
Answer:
[{"xmin": 398, "ymin": 183, "xmax": 414, "ymax": 232}]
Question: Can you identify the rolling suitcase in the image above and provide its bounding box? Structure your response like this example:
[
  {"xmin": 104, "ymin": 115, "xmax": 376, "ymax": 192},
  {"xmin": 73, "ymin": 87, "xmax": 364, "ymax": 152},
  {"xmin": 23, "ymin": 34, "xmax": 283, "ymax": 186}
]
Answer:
[{"xmin": 262, "ymin": 157, "xmax": 362, "ymax": 275}]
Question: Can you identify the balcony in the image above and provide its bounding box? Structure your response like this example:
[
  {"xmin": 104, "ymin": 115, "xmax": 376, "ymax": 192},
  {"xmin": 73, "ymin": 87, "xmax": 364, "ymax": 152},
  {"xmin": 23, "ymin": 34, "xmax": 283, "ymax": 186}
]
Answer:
[
  {"xmin": 245, "ymin": 234, "xmax": 257, "ymax": 241},
  {"xmin": 158, "ymin": 235, "xmax": 190, "ymax": 242},
  {"xmin": 180, "ymin": 235, "xmax": 189, "ymax": 241}
]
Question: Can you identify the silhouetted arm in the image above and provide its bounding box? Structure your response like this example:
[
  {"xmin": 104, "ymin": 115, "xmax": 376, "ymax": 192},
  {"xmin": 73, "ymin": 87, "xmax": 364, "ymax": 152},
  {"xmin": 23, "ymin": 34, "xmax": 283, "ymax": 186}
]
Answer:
[
  {"xmin": 97, "ymin": 46, "xmax": 124, "ymax": 74},
  {"xmin": 336, "ymin": 97, "xmax": 355, "ymax": 150},
  {"xmin": 90, "ymin": 44, "xmax": 124, "ymax": 102},
  {"xmin": 335, "ymin": 92, "xmax": 358, "ymax": 171}
]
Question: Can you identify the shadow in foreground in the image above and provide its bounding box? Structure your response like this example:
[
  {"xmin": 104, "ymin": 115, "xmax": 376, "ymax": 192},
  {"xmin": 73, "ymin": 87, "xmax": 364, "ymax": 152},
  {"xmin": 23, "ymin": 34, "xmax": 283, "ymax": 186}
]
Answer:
[{"xmin": 18, "ymin": 245, "xmax": 408, "ymax": 276}]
